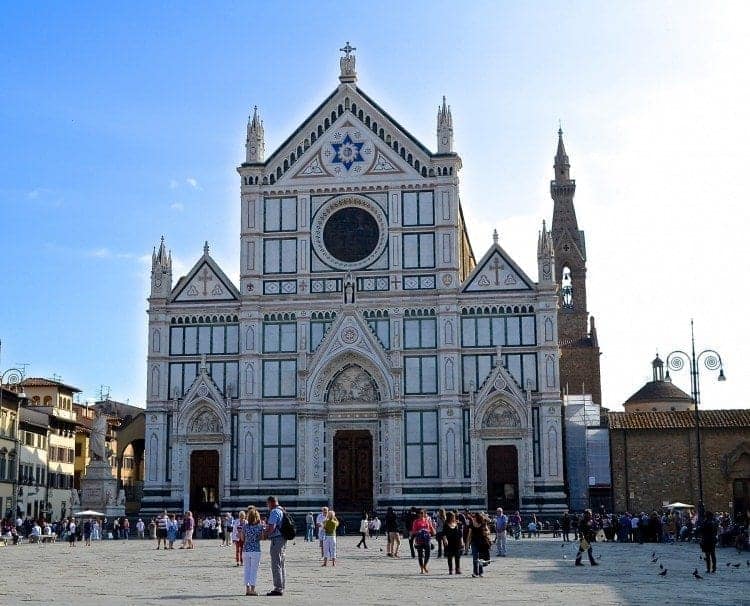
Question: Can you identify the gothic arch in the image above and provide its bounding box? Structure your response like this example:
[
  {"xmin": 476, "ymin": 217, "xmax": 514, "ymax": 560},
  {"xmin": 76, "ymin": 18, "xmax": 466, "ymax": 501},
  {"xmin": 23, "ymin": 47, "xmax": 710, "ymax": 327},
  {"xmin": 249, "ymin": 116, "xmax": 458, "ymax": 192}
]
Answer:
[
  {"xmin": 308, "ymin": 349, "xmax": 392, "ymax": 403},
  {"xmin": 177, "ymin": 398, "xmax": 227, "ymax": 436},
  {"xmin": 244, "ymin": 362, "xmax": 255, "ymax": 396},
  {"xmin": 148, "ymin": 433, "xmax": 158, "ymax": 482},
  {"xmin": 150, "ymin": 366, "xmax": 160, "ymax": 397},
  {"xmin": 325, "ymin": 364, "xmax": 380, "ymax": 403},
  {"xmin": 547, "ymin": 425, "xmax": 560, "ymax": 476},
  {"xmin": 243, "ymin": 432, "xmax": 255, "ymax": 480},
  {"xmin": 445, "ymin": 428, "xmax": 457, "ymax": 479},
  {"xmin": 475, "ymin": 395, "xmax": 528, "ymax": 432}
]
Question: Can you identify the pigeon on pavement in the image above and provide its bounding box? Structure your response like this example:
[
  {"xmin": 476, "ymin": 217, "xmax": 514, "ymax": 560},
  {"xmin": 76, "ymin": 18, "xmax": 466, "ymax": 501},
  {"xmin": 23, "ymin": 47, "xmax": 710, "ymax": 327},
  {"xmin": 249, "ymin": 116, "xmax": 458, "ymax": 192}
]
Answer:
[{"xmin": 693, "ymin": 568, "xmax": 703, "ymax": 580}]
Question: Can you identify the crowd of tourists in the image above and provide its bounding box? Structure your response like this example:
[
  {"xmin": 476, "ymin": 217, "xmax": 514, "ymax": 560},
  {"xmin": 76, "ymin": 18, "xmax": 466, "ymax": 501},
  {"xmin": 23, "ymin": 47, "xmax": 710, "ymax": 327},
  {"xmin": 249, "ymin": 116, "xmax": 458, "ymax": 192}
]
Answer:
[{"xmin": 3, "ymin": 502, "xmax": 748, "ymax": 595}]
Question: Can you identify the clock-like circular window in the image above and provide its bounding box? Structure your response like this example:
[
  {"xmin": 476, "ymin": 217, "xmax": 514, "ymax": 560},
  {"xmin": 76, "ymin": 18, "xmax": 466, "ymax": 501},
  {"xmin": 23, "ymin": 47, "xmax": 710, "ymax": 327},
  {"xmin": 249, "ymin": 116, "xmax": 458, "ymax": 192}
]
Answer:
[
  {"xmin": 311, "ymin": 195, "xmax": 388, "ymax": 270},
  {"xmin": 323, "ymin": 207, "xmax": 380, "ymax": 263}
]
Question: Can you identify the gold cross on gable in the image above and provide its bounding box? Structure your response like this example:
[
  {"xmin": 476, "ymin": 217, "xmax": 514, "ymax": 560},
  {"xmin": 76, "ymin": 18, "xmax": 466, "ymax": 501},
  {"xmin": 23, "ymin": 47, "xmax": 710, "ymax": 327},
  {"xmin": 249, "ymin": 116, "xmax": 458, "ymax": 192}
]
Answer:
[
  {"xmin": 340, "ymin": 41, "xmax": 356, "ymax": 57},
  {"xmin": 198, "ymin": 266, "xmax": 214, "ymax": 296},
  {"xmin": 490, "ymin": 257, "xmax": 505, "ymax": 286}
]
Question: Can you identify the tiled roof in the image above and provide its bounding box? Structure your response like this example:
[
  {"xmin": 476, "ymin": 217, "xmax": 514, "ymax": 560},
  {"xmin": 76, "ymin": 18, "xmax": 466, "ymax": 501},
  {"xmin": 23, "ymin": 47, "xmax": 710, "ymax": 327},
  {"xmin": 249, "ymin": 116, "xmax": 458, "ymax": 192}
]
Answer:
[
  {"xmin": 22, "ymin": 377, "xmax": 81, "ymax": 393},
  {"xmin": 608, "ymin": 409, "xmax": 750, "ymax": 430},
  {"xmin": 624, "ymin": 380, "xmax": 692, "ymax": 405}
]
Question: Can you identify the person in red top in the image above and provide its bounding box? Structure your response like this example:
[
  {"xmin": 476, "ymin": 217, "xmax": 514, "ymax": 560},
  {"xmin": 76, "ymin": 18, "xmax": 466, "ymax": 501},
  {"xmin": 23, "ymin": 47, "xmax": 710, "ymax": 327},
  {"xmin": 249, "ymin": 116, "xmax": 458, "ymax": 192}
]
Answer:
[{"xmin": 410, "ymin": 509, "xmax": 436, "ymax": 574}]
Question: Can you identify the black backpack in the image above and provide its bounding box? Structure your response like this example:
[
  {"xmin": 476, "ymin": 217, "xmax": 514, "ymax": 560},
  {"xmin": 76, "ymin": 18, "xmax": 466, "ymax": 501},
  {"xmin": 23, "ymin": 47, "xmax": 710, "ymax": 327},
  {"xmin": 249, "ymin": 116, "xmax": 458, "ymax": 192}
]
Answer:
[{"xmin": 280, "ymin": 512, "xmax": 296, "ymax": 540}]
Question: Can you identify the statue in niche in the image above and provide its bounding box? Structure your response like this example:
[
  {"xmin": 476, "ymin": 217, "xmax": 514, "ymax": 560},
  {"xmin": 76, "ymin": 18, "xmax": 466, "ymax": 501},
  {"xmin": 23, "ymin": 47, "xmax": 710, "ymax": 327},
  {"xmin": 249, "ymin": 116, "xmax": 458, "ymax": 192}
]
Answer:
[
  {"xmin": 190, "ymin": 410, "xmax": 221, "ymax": 433},
  {"xmin": 483, "ymin": 403, "xmax": 521, "ymax": 428},
  {"xmin": 327, "ymin": 365, "xmax": 378, "ymax": 403}
]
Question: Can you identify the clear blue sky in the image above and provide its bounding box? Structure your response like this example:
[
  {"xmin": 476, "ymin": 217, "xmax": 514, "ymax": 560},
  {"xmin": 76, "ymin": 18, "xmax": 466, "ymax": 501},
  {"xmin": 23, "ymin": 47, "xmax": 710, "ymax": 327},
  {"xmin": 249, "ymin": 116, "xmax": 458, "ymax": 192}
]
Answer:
[{"xmin": 1, "ymin": 2, "xmax": 746, "ymax": 408}]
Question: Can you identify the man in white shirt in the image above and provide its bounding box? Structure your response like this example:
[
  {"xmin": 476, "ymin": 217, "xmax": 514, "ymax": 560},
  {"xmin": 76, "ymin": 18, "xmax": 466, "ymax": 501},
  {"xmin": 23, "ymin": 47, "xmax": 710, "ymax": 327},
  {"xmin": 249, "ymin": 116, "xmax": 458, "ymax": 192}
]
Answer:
[
  {"xmin": 316, "ymin": 507, "xmax": 329, "ymax": 558},
  {"xmin": 494, "ymin": 508, "xmax": 508, "ymax": 557},
  {"xmin": 136, "ymin": 518, "xmax": 145, "ymax": 539}
]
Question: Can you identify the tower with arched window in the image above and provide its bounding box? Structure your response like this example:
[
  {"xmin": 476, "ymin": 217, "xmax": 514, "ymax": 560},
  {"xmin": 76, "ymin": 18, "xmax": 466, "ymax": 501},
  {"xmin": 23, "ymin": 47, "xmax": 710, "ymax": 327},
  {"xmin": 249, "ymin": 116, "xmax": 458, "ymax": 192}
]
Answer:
[{"xmin": 550, "ymin": 129, "xmax": 602, "ymax": 404}]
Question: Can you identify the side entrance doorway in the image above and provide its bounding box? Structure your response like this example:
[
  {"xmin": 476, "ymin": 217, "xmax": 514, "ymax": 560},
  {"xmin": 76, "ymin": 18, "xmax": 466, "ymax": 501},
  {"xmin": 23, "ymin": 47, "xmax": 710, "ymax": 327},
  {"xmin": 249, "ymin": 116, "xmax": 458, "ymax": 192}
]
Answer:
[
  {"xmin": 190, "ymin": 450, "xmax": 220, "ymax": 515},
  {"xmin": 333, "ymin": 430, "xmax": 373, "ymax": 512},
  {"xmin": 486, "ymin": 445, "xmax": 520, "ymax": 512}
]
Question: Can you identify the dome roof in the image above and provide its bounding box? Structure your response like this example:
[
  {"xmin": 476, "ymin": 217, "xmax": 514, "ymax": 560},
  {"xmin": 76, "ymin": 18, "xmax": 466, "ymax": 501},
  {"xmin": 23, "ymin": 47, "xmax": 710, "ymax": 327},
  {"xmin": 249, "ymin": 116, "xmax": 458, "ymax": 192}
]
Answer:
[{"xmin": 624, "ymin": 380, "xmax": 692, "ymax": 406}]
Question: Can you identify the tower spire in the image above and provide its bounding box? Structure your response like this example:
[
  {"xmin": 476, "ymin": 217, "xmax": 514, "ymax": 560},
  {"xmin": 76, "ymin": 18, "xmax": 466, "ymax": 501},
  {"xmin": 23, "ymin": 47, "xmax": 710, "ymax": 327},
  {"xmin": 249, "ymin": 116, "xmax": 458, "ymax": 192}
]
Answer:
[
  {"xmin": 437, "ymin": 95, "xmax": 454, "ymax": 153},
  {"xmin": 554, "ymin": 126, "xmax": 571, "ymax": 181},
  {"xmin": 246, "ymin": 106, "xmax": 265, "ymax": 163},
  {"xmin": 150, "ymin": 235, "xmax": 172, "ymax": 298}
]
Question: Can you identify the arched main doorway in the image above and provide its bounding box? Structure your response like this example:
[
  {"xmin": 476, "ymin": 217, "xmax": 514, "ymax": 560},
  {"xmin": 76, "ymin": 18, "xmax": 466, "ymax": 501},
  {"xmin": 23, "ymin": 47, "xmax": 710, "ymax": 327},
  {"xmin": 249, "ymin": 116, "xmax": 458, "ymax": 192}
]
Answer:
[
  {"xmin": 190, "ymin": 450, "xmax": 220, "ymax": 514},
  {"xmin": 333, "ymin": 430, "xmax": 373, "ymax": 512},
  {"xmin": 486, "ymin": 445, "xmax": 519, "ymax": 511}
]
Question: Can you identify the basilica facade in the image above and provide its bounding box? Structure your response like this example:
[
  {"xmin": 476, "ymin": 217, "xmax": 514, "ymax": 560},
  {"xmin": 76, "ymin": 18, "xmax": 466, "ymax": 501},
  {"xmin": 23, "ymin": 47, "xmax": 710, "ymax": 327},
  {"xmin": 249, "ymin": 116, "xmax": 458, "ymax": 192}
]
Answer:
[{"xmin": 142, "ymin": 48, "xmax": 573, "ymax": 516}]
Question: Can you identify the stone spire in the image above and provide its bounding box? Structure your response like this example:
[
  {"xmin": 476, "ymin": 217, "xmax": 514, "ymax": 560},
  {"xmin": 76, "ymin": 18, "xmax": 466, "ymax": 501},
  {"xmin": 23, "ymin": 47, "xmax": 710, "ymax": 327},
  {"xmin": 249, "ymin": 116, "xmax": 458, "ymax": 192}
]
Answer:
[
  {"xmin": 537, "ymin": 220, "xmax": 555, "ymax": 284},
  {"xmin": 339, "ymin": 41, "xmax": 357, "ymax": 84},
  {"xmin": 150, "ymin": 236, "xmax": 172, "ymax": 298},
  {"xmin": 554, "ymin": 127, "xmax": 571, "ymax": 181},
  {"xmin": 245, "ymin": 106, "xmax": 265, "ymax": 163},
  {"xmin": 437, "ymin": 96, "xmax": 453, "ymax": 153}
]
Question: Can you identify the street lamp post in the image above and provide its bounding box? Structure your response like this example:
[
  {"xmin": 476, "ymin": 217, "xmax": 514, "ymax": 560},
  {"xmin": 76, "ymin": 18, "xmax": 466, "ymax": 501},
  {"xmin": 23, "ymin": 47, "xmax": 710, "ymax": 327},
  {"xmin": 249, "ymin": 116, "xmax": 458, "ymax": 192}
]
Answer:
[
  {"xmin": 665, "ymin": 320, "xmax": 726, "ymax": 518},
  {"xmin": 1, "ymin": 367, "xmax": 26, "ymax": 519}
]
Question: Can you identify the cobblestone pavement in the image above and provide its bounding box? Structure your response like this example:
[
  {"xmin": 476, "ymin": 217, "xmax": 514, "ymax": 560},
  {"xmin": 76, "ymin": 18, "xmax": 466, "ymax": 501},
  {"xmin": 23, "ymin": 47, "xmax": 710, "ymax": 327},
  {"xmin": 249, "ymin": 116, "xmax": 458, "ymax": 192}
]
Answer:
[{"xmin": 2, "ymin": 535, "xmax": 749, "ymax": 605}]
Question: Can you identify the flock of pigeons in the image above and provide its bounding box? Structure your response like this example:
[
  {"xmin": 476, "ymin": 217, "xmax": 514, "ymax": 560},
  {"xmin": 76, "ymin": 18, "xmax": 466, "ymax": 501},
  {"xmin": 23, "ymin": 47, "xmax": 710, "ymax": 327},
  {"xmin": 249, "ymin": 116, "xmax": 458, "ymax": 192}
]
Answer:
[{"xmin": 649, "ymin": 550, "xmax": 749, "ymax": 579}]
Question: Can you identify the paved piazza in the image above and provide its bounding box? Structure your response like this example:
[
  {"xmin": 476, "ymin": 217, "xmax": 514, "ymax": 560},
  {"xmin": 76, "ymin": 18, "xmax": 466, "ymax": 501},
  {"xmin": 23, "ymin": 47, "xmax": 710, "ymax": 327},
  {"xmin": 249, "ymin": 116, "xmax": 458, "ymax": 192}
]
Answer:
[{"xmin": 2, "ymin": 535, "xmax": 748, "ymax": 605}]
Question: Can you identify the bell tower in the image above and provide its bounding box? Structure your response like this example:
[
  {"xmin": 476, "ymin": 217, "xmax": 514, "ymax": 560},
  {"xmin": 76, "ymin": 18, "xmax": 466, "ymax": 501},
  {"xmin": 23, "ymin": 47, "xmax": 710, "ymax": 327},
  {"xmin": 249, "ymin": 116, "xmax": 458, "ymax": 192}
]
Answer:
[{"xmin": 550, "ymin": 128, "xmax": 601, "ymax": 404}]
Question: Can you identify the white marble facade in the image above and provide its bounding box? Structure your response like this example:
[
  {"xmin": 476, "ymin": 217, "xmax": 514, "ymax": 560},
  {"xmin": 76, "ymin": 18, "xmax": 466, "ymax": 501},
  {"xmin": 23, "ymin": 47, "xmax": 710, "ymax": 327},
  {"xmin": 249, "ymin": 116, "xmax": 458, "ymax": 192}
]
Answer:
[{"xmin": 142, "ymin": 47, "xmax": 566, "ymax": 515}]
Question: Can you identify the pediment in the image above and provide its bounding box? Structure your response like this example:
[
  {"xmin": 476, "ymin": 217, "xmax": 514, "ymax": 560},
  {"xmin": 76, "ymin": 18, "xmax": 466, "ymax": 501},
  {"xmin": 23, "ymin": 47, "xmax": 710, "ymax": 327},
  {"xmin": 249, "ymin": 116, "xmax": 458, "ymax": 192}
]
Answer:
[
  {"xmin": 556, "ymin": 228, "xmax": 586, "ymax": 263},
  {"xmin": 182, "ymin": 364, "xmax": 227, "ymax": 407},
  {"xmin": 462, "ymin": 244, "xmax": 534, "ymax": 292},
  {"xmin": 260, "ymin": 85, "xmax": 443, "ymax": 186},
  {"xmin": 171, "ymin": 253, "xmax": 240, "ymax": 303},
  {"xmin": 474, "ymin": 358, "xmax": 528, "ymax": 408},
  {"xmin": 306, "ymin": 309, "xmax": 394, "ymax": 402},
  {"xmin": 278, "ymin": 115, "xmax": 412, "ymax": 186}
]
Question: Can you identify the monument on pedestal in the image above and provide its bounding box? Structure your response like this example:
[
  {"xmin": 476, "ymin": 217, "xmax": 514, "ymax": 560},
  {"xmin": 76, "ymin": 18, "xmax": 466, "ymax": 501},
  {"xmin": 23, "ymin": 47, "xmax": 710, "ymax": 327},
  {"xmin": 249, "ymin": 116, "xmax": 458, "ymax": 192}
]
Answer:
[{"xmin": 76, "ymin": 411, "xmax": 125, "ymax": 517}]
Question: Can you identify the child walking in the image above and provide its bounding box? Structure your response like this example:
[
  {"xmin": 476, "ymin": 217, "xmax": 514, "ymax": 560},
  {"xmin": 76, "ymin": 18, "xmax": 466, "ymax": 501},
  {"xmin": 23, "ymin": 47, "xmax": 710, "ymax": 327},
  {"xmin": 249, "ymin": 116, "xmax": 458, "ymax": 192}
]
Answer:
[
  {"xmin": 233, "ymin": 511, "xmax": 246, "ymax": 566},
  {"xmin": 322, "ymin": 510, "xmax": 339, "ymax": 567}
]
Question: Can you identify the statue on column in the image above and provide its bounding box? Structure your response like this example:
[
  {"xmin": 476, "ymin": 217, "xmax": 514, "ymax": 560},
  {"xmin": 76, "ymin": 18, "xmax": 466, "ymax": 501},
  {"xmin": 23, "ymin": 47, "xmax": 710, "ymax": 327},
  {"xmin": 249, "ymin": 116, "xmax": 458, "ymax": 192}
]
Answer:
[{"xmin": 91, "ymin": 411, "xmax": 108, "ymax": 462}]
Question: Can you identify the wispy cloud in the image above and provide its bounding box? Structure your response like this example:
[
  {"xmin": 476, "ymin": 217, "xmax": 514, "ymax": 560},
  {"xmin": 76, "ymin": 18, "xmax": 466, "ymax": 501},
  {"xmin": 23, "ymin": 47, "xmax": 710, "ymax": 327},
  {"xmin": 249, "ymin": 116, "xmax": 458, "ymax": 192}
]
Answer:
[
  {"xmin": 186, "ymin": 177, "xmax": 200, "ymax": 189},
  {"xmin": 170, "ymin": 202, "xmax": 184, "ymax": 212},
  {"xmin": 27, "ymin": 188, "xmax": 52, "ymax": 199},
  {"xmin": 168, "ymin": 179, "xmax": 179, "ymax": 189}
]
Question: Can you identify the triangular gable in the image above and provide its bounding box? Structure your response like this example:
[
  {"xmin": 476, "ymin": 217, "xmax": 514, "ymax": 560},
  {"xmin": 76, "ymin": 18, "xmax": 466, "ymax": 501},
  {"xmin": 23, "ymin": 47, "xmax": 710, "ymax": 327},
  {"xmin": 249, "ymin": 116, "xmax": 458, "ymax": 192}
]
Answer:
[
  {"xmin": 462, "ymin": 243, "xmax": 534, "ymax": 292},
  {"xmin": 475, "ymin": 357, "xmax": 528, "ymax": 405},
  {"xmin": 281, "ymin": 114, "xmax": 410, "ymax": 185},
  {"xmin": 556, "ymin": 227, "xmax": 586, "ymax": 262},
  {"xmin": 305, "ymin": 308, "xmax": 394, "ymax": 400},
  {"xmin": 172, "ymin": 252, "xmax": 240, "ymax": 303},
  {"xmin": 261, "ymin": 85, "xmax": 437, "ymax": 185},
  {"xmin": 182, "ymin": 362, "xmax": 229, "ymax": 407}
]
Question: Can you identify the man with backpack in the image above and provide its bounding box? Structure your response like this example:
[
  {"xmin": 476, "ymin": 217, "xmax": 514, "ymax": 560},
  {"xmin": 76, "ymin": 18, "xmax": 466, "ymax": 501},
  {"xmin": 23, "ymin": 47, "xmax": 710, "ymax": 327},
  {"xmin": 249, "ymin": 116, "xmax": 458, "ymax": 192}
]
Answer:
[{"xmin": 265, "ymin": 496, "xmax": 294, "ymax": 597}]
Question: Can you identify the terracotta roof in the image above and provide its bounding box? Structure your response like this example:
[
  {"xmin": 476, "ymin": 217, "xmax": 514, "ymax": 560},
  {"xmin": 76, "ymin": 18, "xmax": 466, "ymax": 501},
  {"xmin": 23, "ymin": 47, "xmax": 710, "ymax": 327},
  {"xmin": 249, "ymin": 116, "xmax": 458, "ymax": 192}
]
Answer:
[
  {"xmin": 624, "ymin": 380, "xmax": 692, "ymax": 405},
  {"xmin": 22, "ymin": 377, "xmax": 81, "ymax": 393},
  {"xmin": 608, "ymin": 409, "xmax": 750, "ymax": 430}
]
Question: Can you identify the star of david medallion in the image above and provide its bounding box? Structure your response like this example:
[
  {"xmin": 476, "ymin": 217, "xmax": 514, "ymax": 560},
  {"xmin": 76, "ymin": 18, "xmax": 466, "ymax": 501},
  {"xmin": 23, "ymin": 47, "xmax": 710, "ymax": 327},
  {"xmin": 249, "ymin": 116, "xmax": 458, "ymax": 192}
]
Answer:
[{"xmin": 331, "ymin": 134, "xmax": 364, "ymax": 170}]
